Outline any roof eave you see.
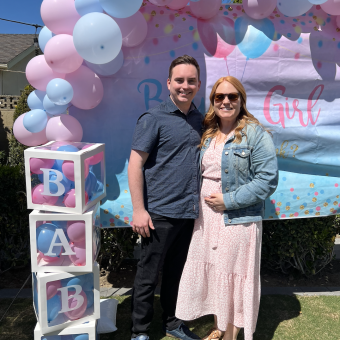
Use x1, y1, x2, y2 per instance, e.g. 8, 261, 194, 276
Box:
7, 45, 35, 70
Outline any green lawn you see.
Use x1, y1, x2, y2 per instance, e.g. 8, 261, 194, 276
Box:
0, 295, 339, 340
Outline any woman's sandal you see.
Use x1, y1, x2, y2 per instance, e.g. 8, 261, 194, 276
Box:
202, 327, 225, 340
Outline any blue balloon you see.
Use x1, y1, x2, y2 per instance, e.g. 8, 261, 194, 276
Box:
94, 180, 103, 195
53, 145, 79, 170
82, 273, 94, 291
277, 0, 312, 17
23, 109, 48, 133
75, 0, 104, 16
52, 220, 68, 230
43, 95, 68, 115
85, 172, 97, 199
36, 223, 61, 256
39, 26, 55, 53
85, 291, 94, 308
28, 90, 46, 110
85, 50, 124, 76
46, 78, 74, 105
235, 16, 275, 60
73, 13, 122, 64
47, 295, 61, 322
73, 334, 89, 340
38, 171, 72, 194
99, 0, 142, 18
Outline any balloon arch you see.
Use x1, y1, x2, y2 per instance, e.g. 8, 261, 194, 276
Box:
15, 0, 340, 222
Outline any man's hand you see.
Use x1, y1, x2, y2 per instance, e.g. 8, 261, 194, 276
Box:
131, 209, 155, 238
204, 193, 226, 212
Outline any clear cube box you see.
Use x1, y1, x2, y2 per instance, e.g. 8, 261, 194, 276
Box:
25, 141, 106, 214
33, 262, 100, 334
34, 320, 98, 340
30, 203, 101, 273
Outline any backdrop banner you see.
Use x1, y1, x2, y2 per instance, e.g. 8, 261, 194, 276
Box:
70, 3, 340, 227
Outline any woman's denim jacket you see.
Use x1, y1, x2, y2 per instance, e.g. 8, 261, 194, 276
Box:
200, 124, 278, 225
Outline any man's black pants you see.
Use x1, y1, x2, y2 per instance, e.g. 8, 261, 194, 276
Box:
131, 212, 195, 337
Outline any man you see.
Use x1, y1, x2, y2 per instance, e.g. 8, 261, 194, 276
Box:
128, 55, 203, 340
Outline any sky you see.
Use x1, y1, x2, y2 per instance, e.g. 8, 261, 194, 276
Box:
0, 0, 44, 34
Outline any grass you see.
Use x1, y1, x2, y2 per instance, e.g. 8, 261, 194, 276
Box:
0, 295, 340, 340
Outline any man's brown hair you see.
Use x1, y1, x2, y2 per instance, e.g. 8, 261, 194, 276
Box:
168, 55, 200, 80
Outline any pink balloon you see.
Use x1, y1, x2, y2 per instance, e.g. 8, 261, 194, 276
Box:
214, 34, 236, 58
149, 0, 173, 5
38, 251, 61, 262
168, 0, 188, 10
13, 114, 48, 147
30, 157, 55, 174
46, 115, 83, 142
65, 65, 104, 110
63, 189, 89, 208
321, 0, 340, 15
46, 280, 61, 300
190, 0, 221, 20
337, 15, 340, 28
26, 55, 65, 91
67, 221, 86, 242
32, 183, 59, 205
64, 290, 87, 320
62, 160, 89, 181
41, 0, 81, 35
114, 11, 148, 47
243, 0, 276, 20
82, 145, 104, 165
44, 34, 83, 74
68, 240, 87, 266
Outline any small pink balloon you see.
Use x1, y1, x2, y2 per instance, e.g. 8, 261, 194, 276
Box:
63, 189, 89, 208
65, 65, 104, 110
30, 157, 55, 174
64, 290, 87, 320
82, 145, 104, 165
321, 0, 340, 16
67, 221, 86, 242
46, 115, 83, 142
13, 114, 48, 147
114, 11, 148, 47
46, 280, 61, 300
149, 0, 173, 5
44, 34, 83, 74
62, 160, 89, 181
26, 55, 65, 91
168, 0, 188, 10
32, 183, 59, 205
38, 251, 61, 262
243, 0, 276, 20
68, 240, 87, 266
41, 0, 81, 35
190, 0, 221, 20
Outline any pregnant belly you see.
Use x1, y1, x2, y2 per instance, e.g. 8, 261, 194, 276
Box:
201, 177, 222, 198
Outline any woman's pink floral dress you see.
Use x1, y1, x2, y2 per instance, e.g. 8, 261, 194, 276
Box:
176, 137, 262, 340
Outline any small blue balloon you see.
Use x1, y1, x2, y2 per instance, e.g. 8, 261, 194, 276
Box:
235, 16, 275, 60
47, 295, 61, 322
75, 0, 104, 16
99, 0, 142, 18
28, 90, 46, 110
46, 78, 74, 105
73, 12, 122, 64
36, 223, 61, 256
43, 95, 68, 115
23, 109, 48, 133
73, 334, 89, 340
85, 172, 97, 199
39, 26, 55, 53
85, 50, 124, 76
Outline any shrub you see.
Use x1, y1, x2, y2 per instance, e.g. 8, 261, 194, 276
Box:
262, 216, 340, 277
98, 228, 139, 272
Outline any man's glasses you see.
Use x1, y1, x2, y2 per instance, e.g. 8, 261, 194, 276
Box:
214, 92, 240, 103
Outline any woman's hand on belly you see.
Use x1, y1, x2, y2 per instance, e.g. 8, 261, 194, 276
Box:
204, 193, 226, 212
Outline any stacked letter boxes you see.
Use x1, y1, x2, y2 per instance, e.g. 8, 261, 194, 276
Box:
24, 141, 106, 339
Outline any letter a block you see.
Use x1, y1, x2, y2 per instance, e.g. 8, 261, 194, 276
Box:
33, 262, 100, 334
25, 141, 106, 214
34, 320, 97, 340
30, 204, 101, 273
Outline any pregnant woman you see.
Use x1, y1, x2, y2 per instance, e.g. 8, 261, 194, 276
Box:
176, 76, 278, 340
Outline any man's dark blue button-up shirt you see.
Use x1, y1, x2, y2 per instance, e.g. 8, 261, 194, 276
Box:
131, 96, 203, 219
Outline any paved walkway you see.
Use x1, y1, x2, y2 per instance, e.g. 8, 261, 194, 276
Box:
1, 285, 340, 299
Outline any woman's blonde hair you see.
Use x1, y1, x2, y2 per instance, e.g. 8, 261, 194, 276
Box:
199, 76, 265, 148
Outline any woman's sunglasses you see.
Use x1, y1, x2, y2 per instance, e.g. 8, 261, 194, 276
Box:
214, 92, 240, 103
